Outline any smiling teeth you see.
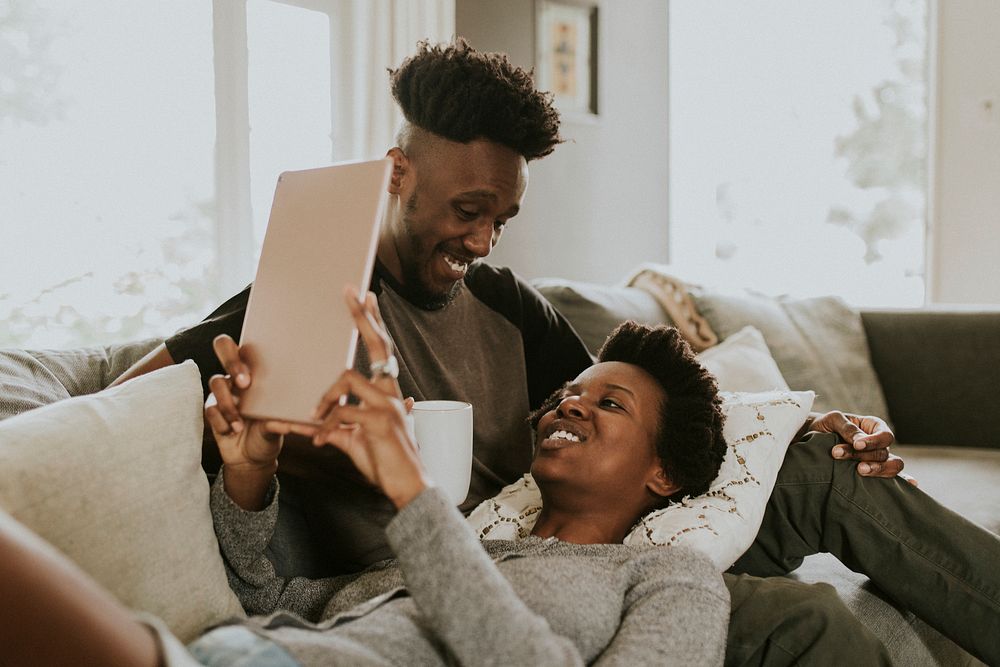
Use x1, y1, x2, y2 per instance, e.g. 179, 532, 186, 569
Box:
443, 254, 469, 274
549, 430, 580, 442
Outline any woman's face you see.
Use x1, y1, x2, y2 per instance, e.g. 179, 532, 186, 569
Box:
531, 361, 675, 508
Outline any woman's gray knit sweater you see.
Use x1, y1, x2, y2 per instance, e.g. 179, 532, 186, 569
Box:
208, 472, 729, 666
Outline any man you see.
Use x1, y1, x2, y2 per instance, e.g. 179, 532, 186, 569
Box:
116, 40, 943, 664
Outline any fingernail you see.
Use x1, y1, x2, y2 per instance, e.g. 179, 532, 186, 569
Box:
854, 439, 867, 450
231, 421, 243, 434
858, 463, 870, 474
237, 374, 249, 388
833, 446, 846, 458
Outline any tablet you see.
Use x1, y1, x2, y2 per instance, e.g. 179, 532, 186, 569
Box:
237, 158, 392, 424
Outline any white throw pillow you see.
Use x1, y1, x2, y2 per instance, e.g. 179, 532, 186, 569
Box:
0, 361, 246, 642
467, 390, 814, 571
697, 325, 790, 393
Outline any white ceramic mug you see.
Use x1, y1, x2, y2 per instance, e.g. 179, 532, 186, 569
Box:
408, 400, 473, 505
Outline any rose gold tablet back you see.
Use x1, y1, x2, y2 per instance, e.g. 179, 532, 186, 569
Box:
238, 158, 392, 424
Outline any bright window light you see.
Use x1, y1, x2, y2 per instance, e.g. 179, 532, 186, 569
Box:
669, 0, 928, 306
0, 1, 216, 348
247, 0, 333, 252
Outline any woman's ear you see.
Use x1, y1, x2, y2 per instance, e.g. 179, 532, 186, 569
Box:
646, 468, 680, 501
386, 147, 409, 195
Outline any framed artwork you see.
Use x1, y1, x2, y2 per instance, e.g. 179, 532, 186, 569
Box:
535, 0, 599, 117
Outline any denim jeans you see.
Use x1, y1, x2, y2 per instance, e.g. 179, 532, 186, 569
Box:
188, 625, 300, 667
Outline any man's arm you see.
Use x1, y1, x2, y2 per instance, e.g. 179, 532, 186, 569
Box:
108, 344, 176, 387
112, 285, 252, 393
508, 270, 594, 408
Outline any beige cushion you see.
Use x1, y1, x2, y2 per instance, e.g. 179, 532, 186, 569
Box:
697, 325, 790, 393
531, 278, 672, 355
0, 361, 245, 643
692, 288, 890, 418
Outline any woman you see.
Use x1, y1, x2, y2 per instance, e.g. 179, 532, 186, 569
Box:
0, 287, 731, 666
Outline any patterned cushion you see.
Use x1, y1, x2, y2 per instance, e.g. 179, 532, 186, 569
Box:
467, 390, 815, 571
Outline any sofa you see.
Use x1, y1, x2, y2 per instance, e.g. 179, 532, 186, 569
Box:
1, 267, 997, 665
534, 267, 1000, 666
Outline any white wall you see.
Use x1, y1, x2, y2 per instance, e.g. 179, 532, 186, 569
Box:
456, 0, 670, 284
458, 1, 1000, 303
930, 0, 1000, 304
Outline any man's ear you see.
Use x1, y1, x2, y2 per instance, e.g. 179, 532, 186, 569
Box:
646, 467, 680, 500
386, 147, 409, 195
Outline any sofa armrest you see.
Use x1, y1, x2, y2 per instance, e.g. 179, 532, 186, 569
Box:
0, 338, 163, 421
860, 309, 1000, 448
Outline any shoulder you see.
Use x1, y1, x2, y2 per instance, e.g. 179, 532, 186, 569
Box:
464, 262, 533, 301
165, 284, 253, 372
463, 262, 553, 329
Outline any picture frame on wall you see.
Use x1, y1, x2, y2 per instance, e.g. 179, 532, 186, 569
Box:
535, 0, 599, 118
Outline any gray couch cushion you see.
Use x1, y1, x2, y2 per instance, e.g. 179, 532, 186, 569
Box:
0, 339, 162, 420
532, 278, 672, 355
692, 290, 890, 418
861, 310, 1000, 447
0, 350, 72, 418
893, 444, 1000, 536
792, 555, 984, 666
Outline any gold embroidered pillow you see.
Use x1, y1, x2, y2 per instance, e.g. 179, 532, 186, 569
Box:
467, 390, 814, 571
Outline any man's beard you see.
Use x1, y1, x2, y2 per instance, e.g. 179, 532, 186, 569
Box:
398, 193, 464, 310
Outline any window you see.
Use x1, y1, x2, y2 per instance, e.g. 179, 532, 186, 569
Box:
0, 1, 217, 348
1, 0, 452, 349
0, 0, 338, 349
246, 0, 334, 248
668, 0, 929, 306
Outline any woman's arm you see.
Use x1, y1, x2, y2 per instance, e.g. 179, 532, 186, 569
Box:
386, 487, 585, 666
0, 509, 160, 667
209, 470, 350, 621
306, 288, 584, 664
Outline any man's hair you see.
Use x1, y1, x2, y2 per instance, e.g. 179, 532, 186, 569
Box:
389, 38, 562, 161
529, 322, 727, 505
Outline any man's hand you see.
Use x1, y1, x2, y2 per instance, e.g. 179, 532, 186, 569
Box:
806, 411, 915, 484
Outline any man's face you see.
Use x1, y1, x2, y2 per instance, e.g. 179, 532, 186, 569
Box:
387, 136, 528, 307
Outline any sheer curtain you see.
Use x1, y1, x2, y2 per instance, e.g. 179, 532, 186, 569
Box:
331, 0, 455, 161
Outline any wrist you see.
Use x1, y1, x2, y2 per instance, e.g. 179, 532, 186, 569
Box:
222, 462, 277, 511
223, 458, 278, 477
386, 474, 430, 511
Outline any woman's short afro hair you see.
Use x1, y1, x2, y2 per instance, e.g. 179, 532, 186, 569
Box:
389, 38, 562, 161
598, 322, 727, 503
